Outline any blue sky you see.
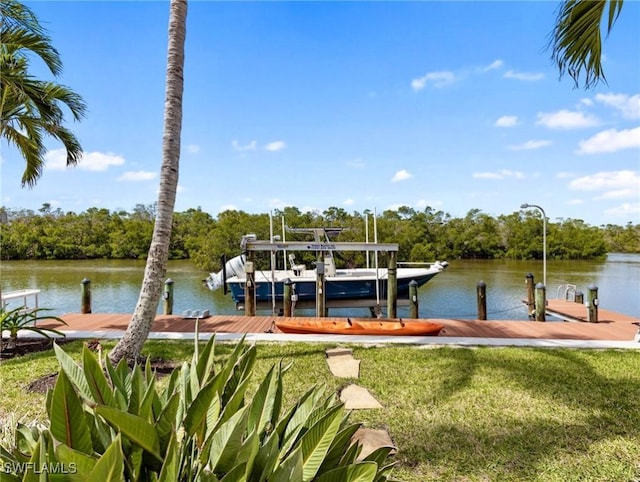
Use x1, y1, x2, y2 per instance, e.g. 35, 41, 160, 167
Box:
2, 1, 639, 227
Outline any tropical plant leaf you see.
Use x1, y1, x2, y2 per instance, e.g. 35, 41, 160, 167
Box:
157, 432, 178, 482
317, 423, 362, 476
207, 406, 249, 474
247, 364, 279, 438
183, 376, 221, 443
55, 443, 97, 479
269, 446, 303, 482
362, 446, 395, 467
194, 335, 217, 387
314, 461, 378, 482
87, 434, 125, 481
156, 392, 180, 454
217, 374, 251, 428
49, 370, 93, 455
95, 406, 162, 461
54, 342, 93, 402
299, 403, 344, 481
219, 462, 247, 482
248, 431, 279, 482
82, 346, 115, 407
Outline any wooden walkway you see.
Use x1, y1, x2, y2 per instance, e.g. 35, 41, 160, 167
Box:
37, 300, 640, 342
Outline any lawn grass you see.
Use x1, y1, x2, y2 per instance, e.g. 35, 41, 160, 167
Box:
1, 340, 639, 481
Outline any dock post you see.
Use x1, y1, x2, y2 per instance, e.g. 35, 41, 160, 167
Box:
163, 278, 174, 315
575, 291, 584, 304
80, 278, 91, 314
587, 284, 599, 323
316, 262, 326, 318
525, 273, 535, 318
534, 282, 546, 321
387, 251, 397, 318
409, 280, 419, 319
284, 278, 293, 317
476, 280, 487, 320
245, 258, 255, 317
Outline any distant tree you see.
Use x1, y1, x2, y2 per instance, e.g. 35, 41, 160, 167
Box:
550, 0, 625, 88
0, 0, 86, 186
109, 0, 188, 364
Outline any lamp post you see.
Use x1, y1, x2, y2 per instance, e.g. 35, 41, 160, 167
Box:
521, 203, 547, 287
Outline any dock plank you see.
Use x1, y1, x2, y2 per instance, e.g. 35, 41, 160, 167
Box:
36, 307, 640, 342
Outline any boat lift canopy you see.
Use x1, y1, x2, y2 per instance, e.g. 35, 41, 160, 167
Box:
243, 241, 399, 252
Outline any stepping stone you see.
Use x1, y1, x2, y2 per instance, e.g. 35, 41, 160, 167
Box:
352, 428, 397, 461
325, 348, 360, 378
340, 384, 382, 409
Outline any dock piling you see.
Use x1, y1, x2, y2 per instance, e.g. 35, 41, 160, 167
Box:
477, 281, 487, 320
163, 278, 174, 315
244, 258, 255, 316
387, 251, 397, 318
535, 283, 546, 321
80, 278, 91, 314
284, 279, 293, 317
587, 284, 599, 323
525, 273, 535, 318
409, 280, 419, 319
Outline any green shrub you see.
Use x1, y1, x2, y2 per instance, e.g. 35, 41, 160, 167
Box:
0, 337, 395, 481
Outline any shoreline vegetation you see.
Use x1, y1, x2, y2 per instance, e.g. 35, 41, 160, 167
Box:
1, 204, 638, 271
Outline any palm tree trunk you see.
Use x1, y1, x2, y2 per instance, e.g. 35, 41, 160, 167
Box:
109, 0, 187, 364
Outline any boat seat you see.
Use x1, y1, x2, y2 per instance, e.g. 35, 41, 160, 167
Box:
288, 254, 306, 275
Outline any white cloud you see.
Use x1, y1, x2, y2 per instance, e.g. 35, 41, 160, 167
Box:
576, 127, 640, 154
595, 189, 638, 200
186, 144, 200, 154
569, 171, 640, 196
45, 149, 125, 171
567, 199, 584, 205
232, 140, 257, 152
594, 93, 640, 119
579, 98, 594, 107
473, 169, 525, 180
483, 59, 504, 72
604, 202, 640, 218
503, 70, 544, 81
536, 110, 600, 129
343, 198, 355, 206
117, 170, 157, 181
268, 197, 287, 209
415, 199, 443, 209
219, 204, 238, 212
391, 169, 413, 182
556, 172, 576, 179
495, 115, 518, 127
264, 141, 287, 152
411, 71, 456, 91
508, 140, 552, 150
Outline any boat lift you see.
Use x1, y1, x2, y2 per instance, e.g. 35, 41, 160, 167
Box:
240, 236, 402, 318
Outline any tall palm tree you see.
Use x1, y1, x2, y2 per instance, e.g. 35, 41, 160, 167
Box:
109, 0, 188, 364
549, 0, 625, 89
0, 0, 87, 187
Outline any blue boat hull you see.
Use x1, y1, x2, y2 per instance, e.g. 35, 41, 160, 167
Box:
228, 272, 438, 303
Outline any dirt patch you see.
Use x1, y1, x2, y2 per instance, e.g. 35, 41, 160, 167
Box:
0, 337, 69, 361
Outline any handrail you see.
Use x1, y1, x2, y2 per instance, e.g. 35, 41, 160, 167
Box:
556, 284, 577, 301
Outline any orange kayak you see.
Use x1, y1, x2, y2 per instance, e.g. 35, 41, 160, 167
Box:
275, 318, 443, 336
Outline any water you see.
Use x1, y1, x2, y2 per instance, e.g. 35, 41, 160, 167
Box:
1, 255, 638, 320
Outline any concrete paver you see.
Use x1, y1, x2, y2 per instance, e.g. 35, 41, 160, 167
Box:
352, 428, 397, 460
340, 384, 383, 409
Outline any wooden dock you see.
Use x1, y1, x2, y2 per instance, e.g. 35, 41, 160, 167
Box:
37, 300, 640, 342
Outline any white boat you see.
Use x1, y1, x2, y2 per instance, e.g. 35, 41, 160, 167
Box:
205, 228, 448, 305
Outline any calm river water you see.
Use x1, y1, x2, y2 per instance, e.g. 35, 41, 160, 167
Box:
1, 254, 639, 320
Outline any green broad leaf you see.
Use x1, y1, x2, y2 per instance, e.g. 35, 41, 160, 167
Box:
194, 335, 217, 387
221, 346, 256, 406
55, 443, 97, 479
248, 431, 279, 482
216, 339, 252, 400
204, 393, 222, 441
207, 406, 249, 474
374, 461, 397, 482
82, 346, 115, 407
340, 441, 361, 466
22, 434, 44, 482
49, 370, 94, 455
127, 364, 144, 415
183, 376, 221, 440
219, 462, 247, 482
280, 386, 324, 456
115, 358, 131, 398
299, 404, 344, 481
54, 343, 93, 402
156, 392, 180, 454
163, 366, 181, 399
138, 376, 157, 422
247, 364, 279, 437
95, 406, 162, 461
314, 462, 378, 482
217, 375, 251, 429
87, 434, 125, 481
15, 423, 38, 457
362, 446, 395, 467
104, 357, 128, 412
317, 423, 362, 476
269, 447, 303, 482
157, 432, 178, 482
